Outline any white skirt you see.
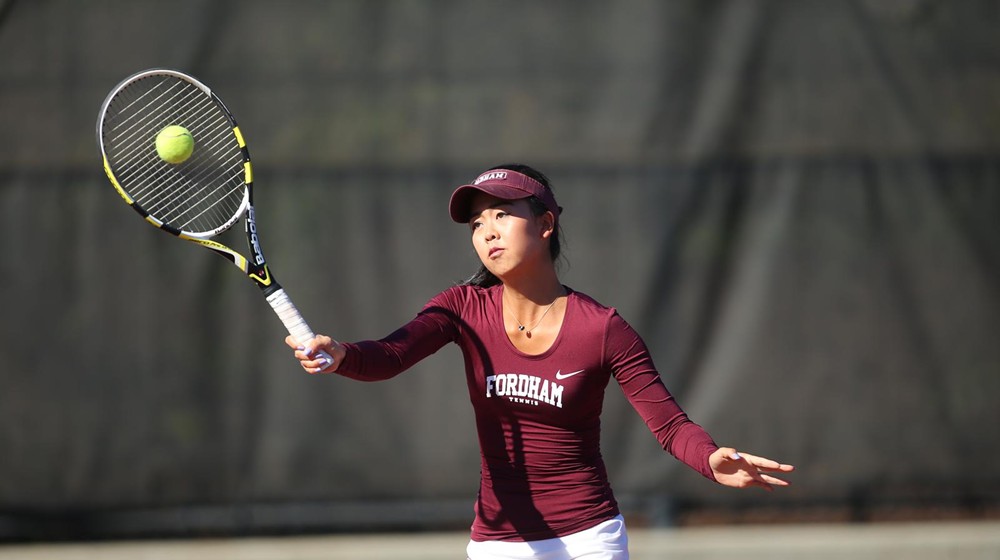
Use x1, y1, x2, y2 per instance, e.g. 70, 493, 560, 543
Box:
466, 515, 628, 560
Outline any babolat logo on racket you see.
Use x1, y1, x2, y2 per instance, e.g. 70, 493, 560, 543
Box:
474, 171, 507, 185
247, 206, 265, 265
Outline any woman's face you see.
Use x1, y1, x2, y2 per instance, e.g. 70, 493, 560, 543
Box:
467, 192, 554, 280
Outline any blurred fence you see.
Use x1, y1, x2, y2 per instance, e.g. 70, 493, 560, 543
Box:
1, 0, 998, 540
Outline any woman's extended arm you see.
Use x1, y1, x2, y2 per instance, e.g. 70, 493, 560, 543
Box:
286, 306, 458, 380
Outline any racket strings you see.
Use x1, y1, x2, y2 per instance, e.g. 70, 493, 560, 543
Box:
142, 108, 244, 228
101, 74, 248, 235
122, 92, 236, 221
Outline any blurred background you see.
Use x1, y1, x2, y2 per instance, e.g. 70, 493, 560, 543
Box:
1, 0, 999, 547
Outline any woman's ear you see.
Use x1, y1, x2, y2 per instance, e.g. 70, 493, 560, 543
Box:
538, 211, 556, 239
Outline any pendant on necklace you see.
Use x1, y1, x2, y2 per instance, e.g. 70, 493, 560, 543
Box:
505, 295, 558, 340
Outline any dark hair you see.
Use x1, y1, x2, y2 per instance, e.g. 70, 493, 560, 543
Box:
463, 163, 564, 287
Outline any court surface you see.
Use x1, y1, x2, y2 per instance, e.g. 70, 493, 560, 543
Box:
1, 521, 998, 560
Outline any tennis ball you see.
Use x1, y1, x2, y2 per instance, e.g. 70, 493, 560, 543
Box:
155, 125, 195, 164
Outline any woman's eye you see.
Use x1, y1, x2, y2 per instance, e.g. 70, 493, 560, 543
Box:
496, 212, 507, 219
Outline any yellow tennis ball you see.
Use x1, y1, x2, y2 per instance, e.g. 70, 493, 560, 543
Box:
155, 125, 195, 164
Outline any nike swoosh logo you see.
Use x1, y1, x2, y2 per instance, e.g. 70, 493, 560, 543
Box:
554, 369, 585, 380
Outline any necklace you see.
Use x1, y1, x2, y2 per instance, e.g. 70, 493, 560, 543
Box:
504, 296, 559, 338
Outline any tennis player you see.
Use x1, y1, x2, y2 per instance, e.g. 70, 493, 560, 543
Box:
288, 164, 794, 560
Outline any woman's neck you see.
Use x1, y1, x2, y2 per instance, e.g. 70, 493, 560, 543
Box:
500, 272, 566, 346
500, 267, 564, 306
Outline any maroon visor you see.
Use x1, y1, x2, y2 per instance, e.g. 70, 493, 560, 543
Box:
449, 169, 562, 223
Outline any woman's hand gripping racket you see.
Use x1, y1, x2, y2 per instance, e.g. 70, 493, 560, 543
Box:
97, 68, 332, 367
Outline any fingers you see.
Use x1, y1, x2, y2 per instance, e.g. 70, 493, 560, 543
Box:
285, 334, 328, 356
760, 473, 792, 487
713, 447, 794, 491
735, 453, 775, 491
738, 452, 796, 473
300, 351, 334, 373
286, 334, 339, 374
716, 446, 741, 462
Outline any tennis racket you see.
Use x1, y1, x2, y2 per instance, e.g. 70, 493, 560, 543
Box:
97, 68, 331, 363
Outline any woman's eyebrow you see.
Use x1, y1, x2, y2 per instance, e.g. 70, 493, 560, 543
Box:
469, 201, 515, 222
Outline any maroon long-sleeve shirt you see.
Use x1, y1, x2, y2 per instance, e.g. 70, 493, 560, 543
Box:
337, 284, 719, 542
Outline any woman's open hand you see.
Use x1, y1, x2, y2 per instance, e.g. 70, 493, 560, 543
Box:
709, 447, 795, 491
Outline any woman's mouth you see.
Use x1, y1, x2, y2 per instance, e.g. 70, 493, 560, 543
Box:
489, 247, 504, 258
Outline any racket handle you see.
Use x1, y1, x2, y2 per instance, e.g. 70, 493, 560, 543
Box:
265, 288, 334, 365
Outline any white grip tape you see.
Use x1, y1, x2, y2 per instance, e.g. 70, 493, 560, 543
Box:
266, 288, 316, 342
266, 288, 333, 364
